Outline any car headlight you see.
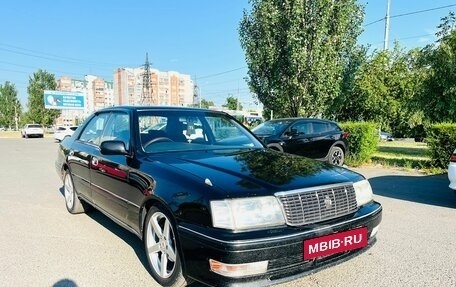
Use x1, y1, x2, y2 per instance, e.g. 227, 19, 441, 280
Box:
353, 179, 374, 206
210, 196, 285, 230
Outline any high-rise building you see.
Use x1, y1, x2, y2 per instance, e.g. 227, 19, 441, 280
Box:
54, 75, 113, 126
113, 67, 194, 107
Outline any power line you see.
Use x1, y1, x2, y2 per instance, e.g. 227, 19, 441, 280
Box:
390, 4, 456, 19
364, 3, 456, 27
0, 42, 124, 67
367, 33, 435, 48
197, 66, 247, 80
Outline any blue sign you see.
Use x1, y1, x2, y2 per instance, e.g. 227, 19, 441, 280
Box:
44, 90, 85, 110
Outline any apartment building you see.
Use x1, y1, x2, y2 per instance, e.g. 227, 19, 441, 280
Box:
113, 67, 194, 107
53, 67, 193, 126
54, 75, 114, 126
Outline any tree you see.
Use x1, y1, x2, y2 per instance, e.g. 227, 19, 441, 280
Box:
25, 70, 60, 126
418, 12, 456, 123
336, 44, 425, 136
0, 81, 22, 130
239, 0, 364, 117
200, 99, 214, 109
189, 98, 214, 109
223, 95, 243, 111
328, 44, 368, 120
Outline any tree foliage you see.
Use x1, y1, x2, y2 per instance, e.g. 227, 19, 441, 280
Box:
333, 43, 426, 137
25, 69, 60, 126
418, 12, 456, 123
0, 81, 22, 129
200, 99, 214, 109
191, 98, 215, 109
239, 0, 364, 117
223, 95, 243, 111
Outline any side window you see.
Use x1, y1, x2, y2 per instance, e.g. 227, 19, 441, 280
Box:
78, 113, 110, 146
312, 122, 328, 134
101, 112, 131, 150
328, 123, 339, 132
207, 116, 244, 141
291, 122, 311, 135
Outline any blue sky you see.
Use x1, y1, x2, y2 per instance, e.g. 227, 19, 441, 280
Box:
0, 0, 455, 109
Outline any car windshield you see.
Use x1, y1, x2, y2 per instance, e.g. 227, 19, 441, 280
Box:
138, 110, 263, 153
29, 124, 43, 128
252, 119, 293, 135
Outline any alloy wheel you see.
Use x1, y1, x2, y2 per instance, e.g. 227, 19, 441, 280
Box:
146, 211, 178, 279
64, 173, 74, 209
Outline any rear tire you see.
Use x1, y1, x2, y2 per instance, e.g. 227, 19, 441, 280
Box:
144, 206, 187, 287
63, 170, 86, 214
328, 146, 344, 166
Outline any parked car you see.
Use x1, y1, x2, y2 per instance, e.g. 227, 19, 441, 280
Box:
252, 118, 348, 166
55, 106, 382, 287
21, 124, 44, 138
380, 131, 394, 141
54, 126, 78, 142
448, 148, 456, 193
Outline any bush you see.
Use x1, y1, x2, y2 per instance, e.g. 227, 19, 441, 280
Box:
340, 122, 378, 166
426, 123, 456, 168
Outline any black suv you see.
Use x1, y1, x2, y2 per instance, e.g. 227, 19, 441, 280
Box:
252, 118, 348, 166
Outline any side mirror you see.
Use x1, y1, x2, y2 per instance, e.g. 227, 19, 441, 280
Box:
285, 128, 299, 137
100, 140, 129, 156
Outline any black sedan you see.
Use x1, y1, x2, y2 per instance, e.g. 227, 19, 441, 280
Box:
252, 118, 349, 166
55, 106, 382, 287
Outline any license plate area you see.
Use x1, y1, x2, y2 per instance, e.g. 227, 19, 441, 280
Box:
303, 227, 368, 260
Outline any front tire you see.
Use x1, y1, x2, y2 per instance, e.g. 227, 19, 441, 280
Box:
144, 206, 187, 287
63, 170, 86, 214
328, 146, 345, 166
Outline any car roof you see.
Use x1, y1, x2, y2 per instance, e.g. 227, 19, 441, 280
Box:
95, 106, 226, 114
267, 117, 338, 124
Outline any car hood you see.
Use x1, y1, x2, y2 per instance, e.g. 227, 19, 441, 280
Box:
153, 148, 364, 198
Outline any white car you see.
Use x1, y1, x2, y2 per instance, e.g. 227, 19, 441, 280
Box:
54, 126, 78, 142
21, 124, 44, 138
448, 148, 456, 191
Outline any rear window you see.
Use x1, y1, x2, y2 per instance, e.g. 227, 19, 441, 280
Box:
29, 124, 43, 128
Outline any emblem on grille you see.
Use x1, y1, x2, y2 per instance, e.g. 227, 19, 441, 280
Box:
324, 195, 333, 209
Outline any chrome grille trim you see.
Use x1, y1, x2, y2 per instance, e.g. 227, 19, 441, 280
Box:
275, 183, 358, 226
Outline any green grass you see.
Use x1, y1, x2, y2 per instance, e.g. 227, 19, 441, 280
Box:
371, 140, 433, 171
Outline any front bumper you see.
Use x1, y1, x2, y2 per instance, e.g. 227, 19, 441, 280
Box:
178, 201, 382, 287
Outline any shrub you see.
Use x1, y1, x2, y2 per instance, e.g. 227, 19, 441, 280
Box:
340, 122, 378, 166
426, 123, 456, 168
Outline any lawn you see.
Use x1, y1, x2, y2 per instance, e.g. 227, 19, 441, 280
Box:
371, 140, 431, 170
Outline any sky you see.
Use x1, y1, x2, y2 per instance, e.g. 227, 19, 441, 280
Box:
1, 0, 455, 110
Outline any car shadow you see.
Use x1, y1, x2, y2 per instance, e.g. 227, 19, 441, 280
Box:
369, 174, 456, 208
58, 187, 150, 273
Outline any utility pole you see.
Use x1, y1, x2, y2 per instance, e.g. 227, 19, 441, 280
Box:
383, 0, 391, 50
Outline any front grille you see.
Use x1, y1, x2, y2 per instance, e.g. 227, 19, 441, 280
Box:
275, 183, 358, 226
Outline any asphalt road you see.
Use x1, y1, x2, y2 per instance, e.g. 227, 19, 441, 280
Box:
0, 138, 455, 287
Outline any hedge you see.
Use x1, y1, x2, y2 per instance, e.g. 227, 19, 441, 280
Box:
340, 122, 378, 166
426, 123, 456, 168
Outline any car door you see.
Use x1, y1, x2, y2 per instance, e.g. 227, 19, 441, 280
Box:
283, 120, 314, 157
309, 121, 337, 159
90, 111, 134, 225
68, 112, 110, 200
